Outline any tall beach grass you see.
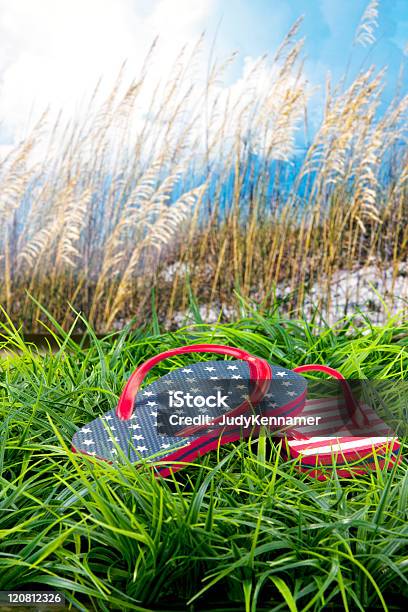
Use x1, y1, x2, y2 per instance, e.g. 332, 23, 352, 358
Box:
0, 17, 407, 334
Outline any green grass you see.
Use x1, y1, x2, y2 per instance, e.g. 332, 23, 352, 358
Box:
0, 306, 408, 611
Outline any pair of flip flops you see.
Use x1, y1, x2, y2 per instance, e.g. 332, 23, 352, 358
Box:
72, 344, 401, 478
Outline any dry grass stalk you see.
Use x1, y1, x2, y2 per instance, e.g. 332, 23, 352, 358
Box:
0, 24, 406, 332
355, 0, 379, 47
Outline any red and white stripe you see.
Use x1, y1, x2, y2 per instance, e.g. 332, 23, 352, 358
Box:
286, 398, 400, 472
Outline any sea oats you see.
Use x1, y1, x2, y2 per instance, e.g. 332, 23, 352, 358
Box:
1, 25, 407, 331
355, 0, 379, 47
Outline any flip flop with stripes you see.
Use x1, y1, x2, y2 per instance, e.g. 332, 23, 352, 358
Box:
72, 344, 308, 476
72, 346, 401, 478
284, 365, 401, 479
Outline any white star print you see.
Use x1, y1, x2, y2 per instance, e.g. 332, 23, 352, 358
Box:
132, 435, 144, 440
210, 376, 219, 380
161, 443, 171, 449
83, 439, 94, 445
231, 375, 242, 379
150, 411, 158, 417
129, 424, 141, 429
227, 365, 238, 370
276, 371, 287, 377
82, 427, 92, 434
136, 446, 147, 452
182, 368, 193, 373
143, 390, 154, 397
111, 448, 118, 454
288, 391, 296, 397
204, 366, 216, 372
147, 401, 157, 406
103, 415, 113, 421
283, 381, 292, 387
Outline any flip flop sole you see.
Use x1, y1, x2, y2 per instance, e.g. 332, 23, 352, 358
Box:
72, 360, 307, 466
285, 398, 401, 478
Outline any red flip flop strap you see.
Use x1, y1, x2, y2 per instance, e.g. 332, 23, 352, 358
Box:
292, 364, 368, 429
116, 344, 272, 421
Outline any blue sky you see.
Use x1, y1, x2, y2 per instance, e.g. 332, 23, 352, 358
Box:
0, 0, 406, 149
210, 0, 407, 107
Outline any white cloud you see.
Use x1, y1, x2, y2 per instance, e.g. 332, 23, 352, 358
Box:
0, 0, 216, 143
0, 0, 309, 166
